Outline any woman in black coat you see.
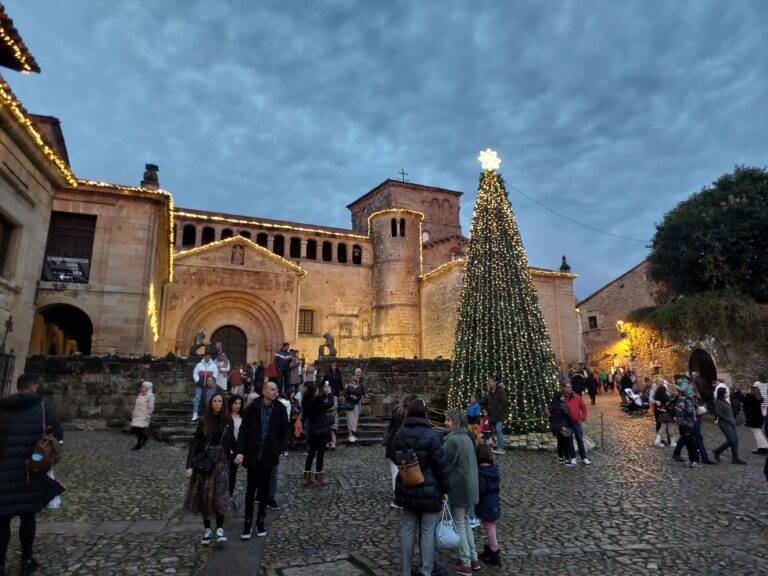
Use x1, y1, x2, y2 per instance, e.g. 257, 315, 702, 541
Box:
393, 398, 449, 576
385, 393, 418, 503
547, 390, 575, 465
743, 386, 768, 454
301, 382, 334, 486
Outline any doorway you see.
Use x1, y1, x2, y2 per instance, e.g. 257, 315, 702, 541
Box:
688, 348, 717, 384
210, 325, 247, 366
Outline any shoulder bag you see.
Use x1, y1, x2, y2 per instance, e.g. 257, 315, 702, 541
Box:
193, 424, 228, 473
26, 402, 62, 475
396, 428, 428, 487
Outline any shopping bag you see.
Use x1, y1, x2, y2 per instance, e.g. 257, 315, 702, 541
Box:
435, 501, 460, 549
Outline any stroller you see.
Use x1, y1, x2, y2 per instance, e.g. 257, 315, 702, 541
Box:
621, 388, 649, 415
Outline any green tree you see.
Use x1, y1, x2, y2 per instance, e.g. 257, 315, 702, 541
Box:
448, 159, 559, 434
650, 166, 768, 302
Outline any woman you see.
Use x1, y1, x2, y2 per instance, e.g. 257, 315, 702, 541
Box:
343, 370, 365, 443
713, 387, 747, 465
547, 390, 575, 466
674, 379, 700, 468
322, 361, 343, 397
130, 381, 155, 451
586, 371, 599, 405
444, 410, 480, 575
651, 378, 672, 447
228, 395, 244, 510
301, 381, 334, 486
393, 398, 449, 576
184, 392, 234, 544
385, 393, 418, 507
743, 386, 768, 454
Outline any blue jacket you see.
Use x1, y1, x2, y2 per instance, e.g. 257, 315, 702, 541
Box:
474, 463, 500, 522
466, 401, 481, 424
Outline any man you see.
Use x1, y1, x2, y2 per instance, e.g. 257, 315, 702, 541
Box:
235, 381, 289, 539
213, 342, 230, 392
192, 354, 218, 421
570, 369, 586, 396
563, 381, 591, 465
673, 375, 715, 465
289, 350, 302, 394
0, 374, 64, 576
486, 377, 508, 455
274, 343, 292, 397
253, 361, 265, 390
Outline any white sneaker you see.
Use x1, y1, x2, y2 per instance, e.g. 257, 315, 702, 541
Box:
564, 460, 576, 467
201, 528, 212, 544
492, 448, 506, 455
570, 458, 577, 465
348, 436, 356, 443
582, 458, 592, 465
191, 413, 198, 422
215, 527, 226, 542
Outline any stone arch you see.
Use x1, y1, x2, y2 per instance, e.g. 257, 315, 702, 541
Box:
430, 198, 441, 222
689, 347, 717, 385
30, 303, 94, 356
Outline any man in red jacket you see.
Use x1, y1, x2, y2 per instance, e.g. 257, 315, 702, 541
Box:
563, 382, 591, 465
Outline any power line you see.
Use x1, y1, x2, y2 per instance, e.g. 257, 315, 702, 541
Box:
505, 182, 650, 243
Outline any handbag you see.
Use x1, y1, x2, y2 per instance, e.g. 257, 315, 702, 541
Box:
193, 426, 227, 473
560, 425, 573, 438
396, 429, 428, 487
26, 403, 62, 475
435, 501, 460, 549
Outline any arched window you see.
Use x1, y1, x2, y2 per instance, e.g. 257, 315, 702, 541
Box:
322, 241, 333, 262
306, 239, 317, 260
442, 199, 452, 223
181, 224, 196, 247
289, 237, 301, 258
239, 230, 251, 239
337, 243, 347, 263
221, 228, 234, 240
399, 218, 406, 237
256, 232, 268, 247
391, 218, 398, 237
273, 234, 285, 256
352, 245, 362, 265
430, 198, 441, 222
201, 226, 215, 245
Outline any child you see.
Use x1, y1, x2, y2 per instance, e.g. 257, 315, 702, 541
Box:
466, 394, 482, 442
480, 408, 492, 444
475, 444, 502, 566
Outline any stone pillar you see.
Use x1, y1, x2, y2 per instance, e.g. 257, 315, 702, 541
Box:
194, 226, 200, 247
300, 239, 307, 259
267, 235, 274, 252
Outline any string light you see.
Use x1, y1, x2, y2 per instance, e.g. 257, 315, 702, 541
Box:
147, 283, 159, 342
419, 259, 577, 282
0, 11, 38, 74
366, 208, 424, 274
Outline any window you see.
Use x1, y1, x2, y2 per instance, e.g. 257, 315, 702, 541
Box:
181, 224, 196, 247
239, 230, 251, 239
0, 213, 14, 278
337, 243, 347, 263
422, 230, 430, 244
299, 309, 314, 335
42, 211, 97, 283
399, 218, 406, 237
273, 234, 285, 256
588, 316, 598, 330
306, 239, 317, 260
391, 218, 398, 237
256, 232, 268, 247
352, 244, 362, 265
289, 237, 301, 258
221, 228, 234, 240
322, 241, 332, 262
201, 226, 215, 245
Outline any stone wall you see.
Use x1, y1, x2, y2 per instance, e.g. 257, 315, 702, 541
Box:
24, 355, 193, 425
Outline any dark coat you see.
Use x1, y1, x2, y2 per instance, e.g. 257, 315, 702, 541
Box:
547, 392, 571, 433
322, 369, 343, 397
385, 405, 407, 462
393, 417, 449, 513
186, 416, 235, 469
742, 394, 765, 429
586, 374, 599, 396
570, 373, 586, 395
235, 398, 290, 469
0, 392, 64, 517
302, 392, 334, 438
486, 387, 508, 424
474, 463, 501, 522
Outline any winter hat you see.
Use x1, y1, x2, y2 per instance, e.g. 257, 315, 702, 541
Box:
675, 377, 693, 397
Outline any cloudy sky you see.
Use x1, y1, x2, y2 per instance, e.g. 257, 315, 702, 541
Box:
7, 1, 767, 298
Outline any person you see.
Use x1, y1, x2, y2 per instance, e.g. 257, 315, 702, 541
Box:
393, 398, 449, 576
599, 368, 608, 392
474, 444, 501, 567
479, 408, 491, 443
274, 343, 292, 397
570, 369, 586, 396
287, 390, 303, 451
385, 393, 418, 507
619, 370, 633, 403
234, 381, 289, 540
547, 387, 575, 466
229, 364, 244, 396
651, 377, 673, 447
755, 374, 768, 438
692, 371, 714, 412
586, 371, 599, 405
203, 376, 226, 412
0, 374, 64, 576
192, 353, 218, 421
443, 410, 480, 575
305, 362, 317, 385
563, 381, 591, 464
184, 391, 234, 544
213, 342, 230, 392
328, 391, 339, 450
289, 350, 302, 394
130, 381, 155, 451
486, 377, 508, 455
673, 378, 699, 468
253, 361, 265, 391
301, 381, 334, 486
466, 393, 482, 441
743, 386, 768, 454
228, 395, 244, 510
322, 362, 343, 398
712, 387, 747, 465
344, 368, 365, 443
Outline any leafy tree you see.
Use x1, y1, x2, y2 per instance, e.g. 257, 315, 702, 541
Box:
649, 166, 768, 302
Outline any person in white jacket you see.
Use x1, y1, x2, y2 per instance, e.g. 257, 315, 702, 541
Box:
192, 354, 219, 421
214, 343, 230, 392
131, 382, 155, 451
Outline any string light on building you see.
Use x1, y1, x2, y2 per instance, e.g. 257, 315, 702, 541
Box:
147, 283, 159, 343
366, 208, 425, 275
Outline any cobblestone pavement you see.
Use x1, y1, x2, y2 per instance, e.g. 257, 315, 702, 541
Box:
4, 394, 767, 575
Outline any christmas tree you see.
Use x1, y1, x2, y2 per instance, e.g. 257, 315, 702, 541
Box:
448, 149, 560, 433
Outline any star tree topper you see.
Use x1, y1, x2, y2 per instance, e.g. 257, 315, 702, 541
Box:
477, 148, 501, 171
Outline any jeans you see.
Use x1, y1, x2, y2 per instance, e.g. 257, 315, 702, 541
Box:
494, 421, 504, 450
677, 425, 699, 463
192, 386, 204, 415
571, 421, 588, 460
244, 464, 274, 523
0, 513, 36, 568
305, 432, 327, 473
451, 505, 478, 566
693, 420, 710, 462
269, 464, 278, 500
400, 509, 439, 576
714, 422, 741, 461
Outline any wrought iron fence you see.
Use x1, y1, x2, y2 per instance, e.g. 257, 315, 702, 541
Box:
0, 351, 14, 398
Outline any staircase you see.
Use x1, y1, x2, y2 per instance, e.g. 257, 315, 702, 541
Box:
335, 413, 388, 446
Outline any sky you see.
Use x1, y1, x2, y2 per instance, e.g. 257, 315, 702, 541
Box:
6, 1, 767, 299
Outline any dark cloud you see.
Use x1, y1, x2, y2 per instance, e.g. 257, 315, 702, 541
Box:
7, 0, 767, 297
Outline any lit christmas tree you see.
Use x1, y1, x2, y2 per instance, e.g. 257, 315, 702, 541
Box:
448, 149, 560, 433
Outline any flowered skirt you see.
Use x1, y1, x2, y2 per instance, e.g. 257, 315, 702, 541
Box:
183, 446, 232, 517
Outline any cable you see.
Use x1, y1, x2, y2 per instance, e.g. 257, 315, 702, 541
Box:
506, 182, 649, 243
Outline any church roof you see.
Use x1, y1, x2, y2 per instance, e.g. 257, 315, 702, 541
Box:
346, 179, 463, 210
0, 6, 40, 73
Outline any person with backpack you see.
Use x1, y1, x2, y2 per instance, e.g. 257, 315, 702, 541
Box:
475, 444, 502, 567
385, 393, 418, 508
0, 374, 64, 576
673, 378, 700, 468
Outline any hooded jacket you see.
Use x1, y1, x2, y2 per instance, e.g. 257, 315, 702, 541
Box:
548, 392, 571, 433
475, 463, 501, 522
393, 416, 449, 513
0, 392, 64, 516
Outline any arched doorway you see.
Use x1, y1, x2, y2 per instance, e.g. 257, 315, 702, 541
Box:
29, 304, 93, 356
210, 325, 247, 367
689, 348, 717, 384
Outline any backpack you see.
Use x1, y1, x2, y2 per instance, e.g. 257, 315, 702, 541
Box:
25, 403, 62, 475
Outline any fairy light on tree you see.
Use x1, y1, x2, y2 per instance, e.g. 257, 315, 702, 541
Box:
448, 149, 560, 433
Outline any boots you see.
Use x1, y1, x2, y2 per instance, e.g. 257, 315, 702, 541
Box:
314, 471, 327, 486
302, 471, 313, 486
479, 544, 502, 566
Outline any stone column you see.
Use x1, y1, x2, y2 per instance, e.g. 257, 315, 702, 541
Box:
300, 239, 307, 259
267, 235, 274, 252
194, 226, 200, 247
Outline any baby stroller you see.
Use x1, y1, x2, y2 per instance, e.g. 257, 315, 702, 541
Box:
622, 388, 649, 415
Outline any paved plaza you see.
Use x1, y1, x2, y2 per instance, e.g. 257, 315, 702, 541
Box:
5, 395, 767, 575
